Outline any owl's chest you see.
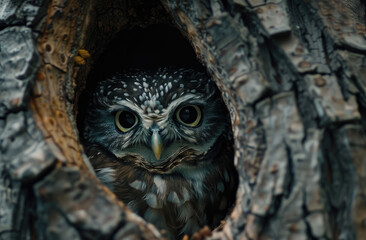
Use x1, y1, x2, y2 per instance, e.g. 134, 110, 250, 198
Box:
87, 142, 236, 238
112, 164, 228, 237
122, 169, 209, 217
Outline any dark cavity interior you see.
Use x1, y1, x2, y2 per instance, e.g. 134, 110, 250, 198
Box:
88, 24, 205, 86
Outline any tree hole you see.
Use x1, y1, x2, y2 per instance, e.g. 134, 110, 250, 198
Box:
78, 23, 238, 239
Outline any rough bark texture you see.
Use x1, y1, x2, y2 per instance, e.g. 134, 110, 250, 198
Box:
0, 0, 366, 240
160, 1, 366, 239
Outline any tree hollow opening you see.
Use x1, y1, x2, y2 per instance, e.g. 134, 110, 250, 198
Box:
77, 23, 238, 239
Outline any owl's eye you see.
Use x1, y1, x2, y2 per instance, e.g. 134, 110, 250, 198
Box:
115, 110, 138, 132
176, 105, 202, 127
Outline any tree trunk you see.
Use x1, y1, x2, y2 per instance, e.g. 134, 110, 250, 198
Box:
0, 0, 365, 240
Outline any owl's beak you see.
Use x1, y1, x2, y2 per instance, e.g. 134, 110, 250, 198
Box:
151, 129, 163, 160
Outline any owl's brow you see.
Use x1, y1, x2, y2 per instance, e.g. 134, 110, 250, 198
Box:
109, 94, 205, 115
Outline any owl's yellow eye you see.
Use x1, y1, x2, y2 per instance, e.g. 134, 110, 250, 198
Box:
115, 110, 138, 132
176, 105, 202, 127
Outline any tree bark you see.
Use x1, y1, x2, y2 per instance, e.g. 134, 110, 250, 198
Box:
0, 0, 365, 240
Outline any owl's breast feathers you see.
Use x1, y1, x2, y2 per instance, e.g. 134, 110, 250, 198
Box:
86, 133, 237, 239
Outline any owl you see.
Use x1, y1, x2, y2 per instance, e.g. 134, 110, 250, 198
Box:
81, 68, 238, 239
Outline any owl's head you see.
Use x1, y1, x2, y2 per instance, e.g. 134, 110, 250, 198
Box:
82, 68, 230, 173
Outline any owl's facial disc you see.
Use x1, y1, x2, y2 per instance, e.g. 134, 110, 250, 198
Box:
84, 68, 229, 171
112, 101, 220, 167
